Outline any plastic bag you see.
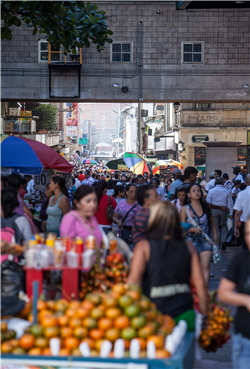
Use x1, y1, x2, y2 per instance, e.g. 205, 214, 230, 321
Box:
226, 218, 233, 231
1, 260, 25, 297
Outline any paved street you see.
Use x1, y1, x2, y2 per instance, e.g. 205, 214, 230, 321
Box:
194, 246, 240, 369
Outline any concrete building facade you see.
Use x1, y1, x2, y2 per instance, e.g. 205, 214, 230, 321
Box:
1, 1, 250, 102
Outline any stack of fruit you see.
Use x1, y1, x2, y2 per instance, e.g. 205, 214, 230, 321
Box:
1, 323, 19, 354
79, 253, 129, 299
199, 303, 232, 352
2, 284, 175, 358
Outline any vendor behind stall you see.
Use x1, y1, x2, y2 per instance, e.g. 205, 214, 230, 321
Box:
60, 185, 103, 248
127, 201, 208, 331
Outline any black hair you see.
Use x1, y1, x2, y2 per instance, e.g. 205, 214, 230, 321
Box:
92, 173, 96, 179
95, 179, 108, 204
107, 179, 114, 190
73, 185, 96, 210
184, 166, 198, 180
154, 174, 160, 179
21, 177, 27, 186
1, 187, 19, 218
115, 174, 119, 180
137, 174, 143, 179
180, 175, 185, 182
151, 178, 160, 187
234, 180, 241, 186
7, 173, 22, 190
74, 173, 79, 179
175, 185, 187, 199
126, 183, 137, 192
137, 184, 153, 206
72, 177, 75, 185
215, 170, 222, 177
85, 170, 90, 175
113, 185, 125, 198
52, 176, 69, 197
131, 178, 138, 184
186, 183, 212, 231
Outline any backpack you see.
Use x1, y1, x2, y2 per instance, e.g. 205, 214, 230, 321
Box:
106, 196, 114, 222
1, 214, 22, 264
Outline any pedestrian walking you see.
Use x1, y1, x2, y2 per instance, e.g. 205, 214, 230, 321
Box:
218, 216, 250, 369
223, 173, 233, 191
170, 168, 183, 200
206, 177, 233, 250
234, 174, 250, 249
232, 165, 244, 184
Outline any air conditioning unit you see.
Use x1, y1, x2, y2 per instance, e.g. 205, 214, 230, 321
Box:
141, 109, 148, 117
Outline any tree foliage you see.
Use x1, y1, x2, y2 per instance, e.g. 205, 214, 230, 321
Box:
1, 1, 113, 53
33, 104, 58, 132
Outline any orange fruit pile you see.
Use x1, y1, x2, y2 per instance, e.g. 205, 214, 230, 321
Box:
2, 284, 174, 358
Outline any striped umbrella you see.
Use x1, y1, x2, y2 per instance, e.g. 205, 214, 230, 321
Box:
123, 152, 152, 175
82, 158, 98, 165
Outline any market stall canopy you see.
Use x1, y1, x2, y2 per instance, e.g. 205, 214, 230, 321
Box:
1, 136, 73, 175
123, 152, 152, 175
106, 158, 129, 170
82, 158, 98, 165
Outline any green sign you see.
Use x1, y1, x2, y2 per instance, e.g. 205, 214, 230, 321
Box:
79, 138, 88, 145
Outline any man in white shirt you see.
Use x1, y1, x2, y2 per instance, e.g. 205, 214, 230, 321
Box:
74, 174, 81, 189
223, 173, 233, 191
205, 169, 222, 192
234, 174, 250, 249
232, 166, 244, 184
207, 177, 233, 250
26, 177, 34, 194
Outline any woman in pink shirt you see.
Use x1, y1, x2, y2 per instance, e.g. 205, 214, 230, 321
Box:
60, 185, 103, 248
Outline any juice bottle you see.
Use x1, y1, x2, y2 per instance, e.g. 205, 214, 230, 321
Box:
75, 237, 84, 266
109, 239, 117, 252
86, 235, 96, 250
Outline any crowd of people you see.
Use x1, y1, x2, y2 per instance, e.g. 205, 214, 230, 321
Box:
1, 164, 250, 368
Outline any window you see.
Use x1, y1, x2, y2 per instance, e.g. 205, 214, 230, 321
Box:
182, 42, 204, 64
38, 40, 49, 62
194, 147, 206, 166
195, 103, 211, 110
111, 42, 133, 63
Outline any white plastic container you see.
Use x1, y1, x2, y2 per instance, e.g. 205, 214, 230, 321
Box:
82, 249, 94, 268
66, 251, 79, 268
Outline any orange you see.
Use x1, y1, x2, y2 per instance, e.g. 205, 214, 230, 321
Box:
71, 348, 82, 356
81, 300, 94, 310
19, 334, 35, 350
118, 295, 133, 308
68, 301, 81, 311
126, 290, 141, 301
66, 309, 76, 318
135, 338, 146, 351
162, 315, 175, 328
97, 304, 106, 312
28, 347, 42, 355
91, 349, 99, 357
28, 313, 34, 323
105, 328, 120, 342
124, 305, 140, 318
80, 337, 94, 350
8, 339, 19, 348
147, 321, 161, 334
35, 337, 48, 349
42, 347, 52, 355
139, 298, 151, 312
90, 308, 105, 320
37, 300, 47, 311
60, 327, 73, 339
89, 329, 104, 341
156, 349, 171, 358
131, 316, 146, 329
147, 335, 164, 349
43, 327, 60, 339
103, 296, 118, 308
144, 309, 157, 321
95, 339, 106, 352
18, 301, 32, 319
75, 307, 89, 319
64, 337, 79, 350
114, 316, 130, 329
58, 315, 69, 327
69, 318, 82, 328
55, 299, 69, 312
112, 283, 127, 295
121, 327, 136, 341
38, 310, 52, 323
138, 326, 154, 340
1, 342, 13, 353
82, 317, 97, 330
105, 308, 122, 320
59, 348, 70, 356
86, 293, 102, 306
98, 318, 113, 331
41, 315, 58, 328
73, 327, 88, 340
46, 301, 56, 311
12, 347, 26, 355
1, 322, 8, 332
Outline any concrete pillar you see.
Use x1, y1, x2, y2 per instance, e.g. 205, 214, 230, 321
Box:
203, 141, 242, 181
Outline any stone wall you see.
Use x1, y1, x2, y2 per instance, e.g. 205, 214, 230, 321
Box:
1, 2, 250, 101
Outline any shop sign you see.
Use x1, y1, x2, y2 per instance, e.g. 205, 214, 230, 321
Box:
79, 138, 88, 145
118, 164, 128, 170
66, 126, 77, 137
237, 161, 246, 166
192, 135, 209, 143
34, 172, 49, 190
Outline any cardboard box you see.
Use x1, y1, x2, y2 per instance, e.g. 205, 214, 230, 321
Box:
9, 108, 18, 116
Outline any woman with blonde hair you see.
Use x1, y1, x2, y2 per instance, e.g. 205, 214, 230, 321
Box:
127, 201, 208, 331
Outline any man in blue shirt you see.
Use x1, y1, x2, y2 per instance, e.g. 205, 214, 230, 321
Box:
170, 168, 183, 200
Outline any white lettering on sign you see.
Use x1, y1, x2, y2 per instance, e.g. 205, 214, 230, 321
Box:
150, 284, 190, 298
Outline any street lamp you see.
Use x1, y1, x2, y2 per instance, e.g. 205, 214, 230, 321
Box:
173, 102, 180, 127
178, 140, 184, 151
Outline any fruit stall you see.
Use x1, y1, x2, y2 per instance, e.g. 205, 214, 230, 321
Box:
1, 235, 232, 369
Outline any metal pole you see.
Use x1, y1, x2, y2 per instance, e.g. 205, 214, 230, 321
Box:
118, 115, 120, 158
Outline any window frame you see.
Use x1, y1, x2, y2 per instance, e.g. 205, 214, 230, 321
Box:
110, 41, 133, 64
195, 103, 211, 110
181, 41, 204, 65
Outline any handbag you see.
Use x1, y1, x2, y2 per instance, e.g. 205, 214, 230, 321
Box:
106, 196, 114, 222
185, 205, 222, 264
120, 203, 138, 244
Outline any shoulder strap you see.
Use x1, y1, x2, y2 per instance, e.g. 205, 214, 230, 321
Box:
107, 196, 111, 207
49, 195, 54, 206
57, 194, 63, 204
1, 214, 22, 244
70, 211, 94, 233
121, 203, 138, 224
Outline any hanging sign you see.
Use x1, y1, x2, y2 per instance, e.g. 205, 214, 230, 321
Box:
34, 172, 49, 190
192, 135, 209, 143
